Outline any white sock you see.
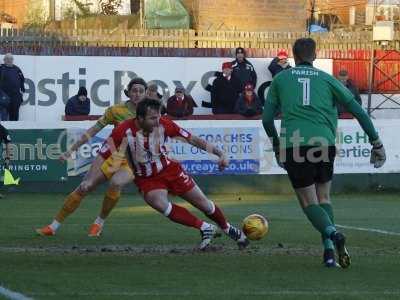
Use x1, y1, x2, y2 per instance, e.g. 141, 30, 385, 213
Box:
94, 216, 105, 226
200, 222, 211, 231
206, 201, 215, 215
163, 202, 173, 217
49, 220, 61, 231
223, 223, 231, 234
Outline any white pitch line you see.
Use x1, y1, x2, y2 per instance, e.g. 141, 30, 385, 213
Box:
0, 286, 33, 300
28, 290, 400, 297
337, 224, 400, 236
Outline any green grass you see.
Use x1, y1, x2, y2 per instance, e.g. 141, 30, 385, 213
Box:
0, 192, 399, 300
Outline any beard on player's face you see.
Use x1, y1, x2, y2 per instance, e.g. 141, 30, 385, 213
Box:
138, 109, 161, 133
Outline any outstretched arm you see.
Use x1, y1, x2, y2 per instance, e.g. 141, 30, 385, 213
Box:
331, 78, 385, 168
61, 107, 115, 161
343, 101, 378, 142
185, 135, 228, 171
60, 125, 102, 161
262, 79, 285, 168
262, 101, 280, 148
4, 140, 11, 168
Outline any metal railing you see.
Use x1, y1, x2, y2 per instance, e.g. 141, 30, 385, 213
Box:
1, 28, 399, 50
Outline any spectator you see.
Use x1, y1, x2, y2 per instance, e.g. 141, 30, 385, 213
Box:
208, 62, 241, 114
268, 50, 291, 78
146, 83, 168, 115
65, 87, 90, 116
336, 69, 362, 114
0, 53, 25, 121
231, 47, 257, 89
235, 83, 263, 117
166, 87, 197, 118
146, 83, 163, 101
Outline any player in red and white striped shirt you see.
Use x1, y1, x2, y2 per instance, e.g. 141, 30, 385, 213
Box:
100, 98, 249, 250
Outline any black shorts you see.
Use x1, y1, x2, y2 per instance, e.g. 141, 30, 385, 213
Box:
283, 146, 336, 189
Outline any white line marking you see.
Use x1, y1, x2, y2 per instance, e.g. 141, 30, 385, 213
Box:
28, 290, 400, 297
0, 286, 33, 300
337, 224, 400, 236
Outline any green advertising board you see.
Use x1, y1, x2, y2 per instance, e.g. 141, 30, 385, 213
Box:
1, 129, 67, 182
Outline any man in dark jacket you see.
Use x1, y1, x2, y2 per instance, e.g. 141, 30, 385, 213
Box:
336, 70, 362, 115
208, 62, 241, 114
0, 53, 25, 121
231, 47, 257, 90
268, 50, 291, 78
65, 87, 90, 116
166, 87, 197, 118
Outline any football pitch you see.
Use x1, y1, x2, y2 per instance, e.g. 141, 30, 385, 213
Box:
0, 192, 399, 300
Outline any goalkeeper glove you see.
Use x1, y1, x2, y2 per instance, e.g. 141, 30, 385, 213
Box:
370, 138, 386, 168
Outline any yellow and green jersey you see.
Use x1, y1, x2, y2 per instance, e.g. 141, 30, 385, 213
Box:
95, 101, 136, 129
263, 62, 378, 148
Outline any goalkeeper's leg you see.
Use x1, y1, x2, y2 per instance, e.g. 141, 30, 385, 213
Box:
316, 181, 338, 267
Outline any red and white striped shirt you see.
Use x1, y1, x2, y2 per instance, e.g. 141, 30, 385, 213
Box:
100, 117, 191, 178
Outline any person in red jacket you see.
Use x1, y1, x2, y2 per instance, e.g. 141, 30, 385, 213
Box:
166, 87, 197, 118
235, 83, 263, 117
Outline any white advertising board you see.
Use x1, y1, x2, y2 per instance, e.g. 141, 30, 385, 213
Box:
12, 55, 332, 121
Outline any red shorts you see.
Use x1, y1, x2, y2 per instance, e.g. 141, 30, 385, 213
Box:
134, 162, 195, 196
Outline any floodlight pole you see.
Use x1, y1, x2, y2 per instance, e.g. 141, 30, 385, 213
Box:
367, 42, 375, 116
140, 0, 144, 29
308, 0, 316, 35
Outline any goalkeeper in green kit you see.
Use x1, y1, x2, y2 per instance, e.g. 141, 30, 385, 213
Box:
262, 38, 386, 268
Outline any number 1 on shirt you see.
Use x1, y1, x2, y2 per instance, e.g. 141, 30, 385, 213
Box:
298, 78, 310, 105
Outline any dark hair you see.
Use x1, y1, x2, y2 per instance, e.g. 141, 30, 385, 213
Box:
236, 47, 245, 55
147, 83, 158, 92
77, 86, 87, 97
136, 98, 162, 118
127, 77, 147, 92
292, 38, 316, 63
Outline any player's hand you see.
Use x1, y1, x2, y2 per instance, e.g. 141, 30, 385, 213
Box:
59, 150, 72, 162
4, 157, 10, 169
273, 145, 285, 169
217, 154, 229, 171
370, 139, 386, 168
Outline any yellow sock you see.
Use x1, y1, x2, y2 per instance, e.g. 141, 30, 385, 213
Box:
99, 188, 121, 219
55, 190, 85, 222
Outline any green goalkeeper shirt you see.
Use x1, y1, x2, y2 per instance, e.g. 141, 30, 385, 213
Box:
262, 62, 379, 149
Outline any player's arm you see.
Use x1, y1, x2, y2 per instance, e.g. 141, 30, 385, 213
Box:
98, 122, 127, 161
0, 124, 11, 168
186, 135, 228, 171
164, 118, 228, 171
60, 125, 102, 161
262, 79, 284, 168
4, 137, 11, 168
60, 107, 113, 161
331, 78, 386, 168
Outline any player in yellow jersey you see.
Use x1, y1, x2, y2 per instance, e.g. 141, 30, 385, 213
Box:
36, 77, 147, 237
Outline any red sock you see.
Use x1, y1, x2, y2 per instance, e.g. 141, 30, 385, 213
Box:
207, 205, 228, 230
168, 204, 203, 229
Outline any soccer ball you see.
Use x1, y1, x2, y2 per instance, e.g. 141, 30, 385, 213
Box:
242, 214, 269, 240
